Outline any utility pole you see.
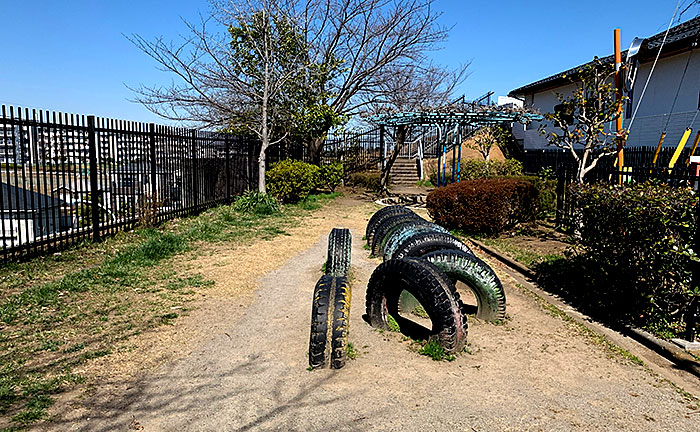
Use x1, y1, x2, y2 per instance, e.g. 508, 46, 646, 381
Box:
615, 28, 625, 184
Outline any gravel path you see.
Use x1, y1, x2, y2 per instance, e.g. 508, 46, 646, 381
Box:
49, 197, 699, 431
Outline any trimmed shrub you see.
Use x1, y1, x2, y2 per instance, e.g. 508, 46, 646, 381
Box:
347, 171, 382, 192
318, 162, 344, 192
503, 175, 556, 219
266, 159, 320, 203
561, 182, 698, 337
428, 158, 523, 185
233, 190, 281, 215
426, 178, 539, 235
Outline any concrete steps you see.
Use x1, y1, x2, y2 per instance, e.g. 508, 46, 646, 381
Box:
390, 158, 419, 185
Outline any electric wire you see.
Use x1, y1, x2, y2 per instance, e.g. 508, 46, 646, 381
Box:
627, 0, 682, 133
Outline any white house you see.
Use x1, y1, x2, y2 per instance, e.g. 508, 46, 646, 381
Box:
509, 16, 700, 150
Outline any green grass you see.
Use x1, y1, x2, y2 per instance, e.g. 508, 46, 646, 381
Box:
474, 236, 562, 268
0, 192, 339, 430
387, 314, 401, 332
418, 340, 455, 362
346, 342, 358, 360
515, 283, 643, 366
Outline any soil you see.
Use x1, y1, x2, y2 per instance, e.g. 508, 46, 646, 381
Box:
39, 194, 700, 432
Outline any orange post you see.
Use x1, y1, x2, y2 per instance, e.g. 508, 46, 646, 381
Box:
615, 28, 625, 183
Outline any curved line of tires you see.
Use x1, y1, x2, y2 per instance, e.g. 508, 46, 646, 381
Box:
309, 205, 507, 368
363, 205, 507, 355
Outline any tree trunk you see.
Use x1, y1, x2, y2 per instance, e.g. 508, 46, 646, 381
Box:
380, 125, 408, 195
258, 142, 268, 193
309, 136, 325, 165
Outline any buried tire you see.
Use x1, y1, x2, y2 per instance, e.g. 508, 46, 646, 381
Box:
382, 222, 449, 260
393, 232, 473, 260
366, 258, 467, 353
309, 275, 352, 369
423, 249, 506, 321
365, 206, 414, 246
330, 277, 352, 369
370, 213, 423, 256
327, 228, 352, 276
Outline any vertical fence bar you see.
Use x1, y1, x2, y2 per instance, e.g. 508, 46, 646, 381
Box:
87, 116, 100, 242
225, 134, 231, 203
191, 129, 198, 212
149, 123, 157, 222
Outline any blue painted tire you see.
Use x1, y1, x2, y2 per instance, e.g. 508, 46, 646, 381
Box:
383, 223, 449, 261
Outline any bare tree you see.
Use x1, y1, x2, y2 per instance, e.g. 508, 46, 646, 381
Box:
128, 0, 312, 192
468, 126, 498, 164
539, 58, 626, 183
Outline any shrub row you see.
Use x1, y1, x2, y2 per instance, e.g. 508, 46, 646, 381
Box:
346, 171, 382, 192
564, 182, 698, 337
426, 178, 539, 235
266, 160, 344, 203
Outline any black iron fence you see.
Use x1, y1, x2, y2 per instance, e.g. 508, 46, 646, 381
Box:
0, 105, 262, 261
322, 127, 383, 172
523, 146, 699, 175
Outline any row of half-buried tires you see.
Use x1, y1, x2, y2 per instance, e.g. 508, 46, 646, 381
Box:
365, 205, 507, 353
309, 228, 353, 370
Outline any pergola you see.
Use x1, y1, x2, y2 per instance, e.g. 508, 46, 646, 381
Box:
371, 110, 544, 185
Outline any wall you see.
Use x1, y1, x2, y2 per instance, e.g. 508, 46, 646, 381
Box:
518, 50, 700, 150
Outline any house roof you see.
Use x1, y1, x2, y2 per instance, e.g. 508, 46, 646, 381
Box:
1, 182, 65, 212
509, 16, 700, 97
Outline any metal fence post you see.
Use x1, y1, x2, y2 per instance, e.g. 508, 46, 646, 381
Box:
225, 134, 231, 203
149, 123, 157, 220
379, 125, 385, 173
87, 116, 100, 242
556, 167, 566, 227
191, 129, 198, 211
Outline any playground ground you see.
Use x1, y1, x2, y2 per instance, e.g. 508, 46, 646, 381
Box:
35, 194, 700, 432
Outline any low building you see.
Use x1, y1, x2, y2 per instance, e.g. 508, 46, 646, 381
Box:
1, 182, 69, 248
509, 16, 700, 150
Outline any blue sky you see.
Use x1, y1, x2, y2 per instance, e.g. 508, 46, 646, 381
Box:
0, 0, 694, 124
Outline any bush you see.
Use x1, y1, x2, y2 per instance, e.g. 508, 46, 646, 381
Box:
428, 158, 523, 185
266, 159, 320, 203
233, 190, 281, 215
318, 162, 344, 192
347, 171, 382, 192
562, 182, 698, 337
426, 178, 539, 235
503, 175, 556, 219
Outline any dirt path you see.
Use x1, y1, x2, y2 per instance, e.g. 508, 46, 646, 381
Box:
44, 196, 700, 431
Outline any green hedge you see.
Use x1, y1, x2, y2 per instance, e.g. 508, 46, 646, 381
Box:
426, 178, 539, 235
347, 171, 382, 192
538, 182, 699, 339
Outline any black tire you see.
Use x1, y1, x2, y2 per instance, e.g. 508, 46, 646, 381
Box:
423, 249, 506, 321
393, 232, 473, 260
326, 228, 352, 276
370, 213, 423, 256
365, 206, 414, 246
366, 258, 467, 353
382, 223, 449, 260
330, 277, 352, 369
309, 275, 352, 369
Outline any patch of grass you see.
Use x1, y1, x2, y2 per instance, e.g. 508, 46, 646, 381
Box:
294, 192, 342, 211
412, 304, 429, 319
515, 283, 644, 366
418, 339, 455, 362
321, 261, 327, 273
387, 314, 401, 332
0, 193, 340, 430
346, 342, 358, 360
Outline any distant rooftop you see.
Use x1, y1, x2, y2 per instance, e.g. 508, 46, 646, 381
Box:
509, 16, 700, 97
